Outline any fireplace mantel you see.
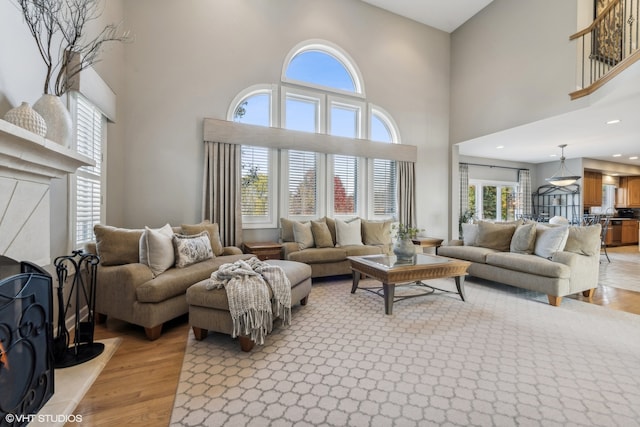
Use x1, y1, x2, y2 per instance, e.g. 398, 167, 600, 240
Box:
0, 118, 94, 266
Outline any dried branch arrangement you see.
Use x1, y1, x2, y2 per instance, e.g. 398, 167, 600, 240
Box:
17, 0, 131, 96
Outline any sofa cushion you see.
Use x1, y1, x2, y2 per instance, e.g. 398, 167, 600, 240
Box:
563, 224, 601, 256
181, 221, 224, 256
293, 221, 315, 249
534, 225, 569, 259
311, 220, 334, 248
344, 245, 384, 256
288, 247, 347, 264
143, 225, 175, 276
510, 223, 536, 254
361, 219, 392, 246
94, 224, 143, 266
476, 221, 517, 251
485, 252, 571, 279
336, 218, 363, 246
173, 231, 213, 268
136, 254, 251, 303
324, 217, 337, 245
437, 245, 499, 264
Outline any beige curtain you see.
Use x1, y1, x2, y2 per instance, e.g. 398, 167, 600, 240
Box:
202, 141, 243, 246
397, 161, 416, 226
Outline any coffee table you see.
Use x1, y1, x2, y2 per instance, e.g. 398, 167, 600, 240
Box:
348, 254, 471, 315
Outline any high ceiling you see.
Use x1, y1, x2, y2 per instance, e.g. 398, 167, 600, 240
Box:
361, 0, 640, 171
361, 0, 494, 33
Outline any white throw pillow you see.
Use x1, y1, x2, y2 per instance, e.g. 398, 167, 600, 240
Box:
335, 218, 363, 247
461, 223, 478, 246
139, 223, 174, 266
534, 225, 569, 259
144, 225, 175, 276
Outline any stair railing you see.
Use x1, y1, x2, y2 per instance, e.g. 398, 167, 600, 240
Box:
570, 0, 640, 99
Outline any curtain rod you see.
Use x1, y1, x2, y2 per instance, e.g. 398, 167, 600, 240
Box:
461, 162, 529, 172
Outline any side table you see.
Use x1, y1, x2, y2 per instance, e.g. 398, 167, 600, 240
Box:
243, 242, 283, 261
411, 237, 444, 254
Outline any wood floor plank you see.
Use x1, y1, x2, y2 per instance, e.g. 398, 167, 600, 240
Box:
66, 247, 640, 426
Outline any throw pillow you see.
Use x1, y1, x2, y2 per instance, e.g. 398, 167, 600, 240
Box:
181, 221, 224, 256
311, 220, 334, 248
534, 225, 570, 259
94, 224, 144, 266
563, 224, 602, 256
335, 218, 363, 247
476, 221, 517, 252
361, 219, 392, 246
510, 223, 537, 254
143, 226, 175, 276
172, 231, 213, 268
281, 218, 311, 243
324, 217, 337, 246
293, 221, 315, 250
139, 223, 173, 265
461, 223, 479, 246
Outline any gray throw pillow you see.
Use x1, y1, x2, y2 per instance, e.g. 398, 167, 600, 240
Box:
510, 223, 536, 254
534, 225, 569, 259
172, 231, 213, 268
293, 221, 315, 250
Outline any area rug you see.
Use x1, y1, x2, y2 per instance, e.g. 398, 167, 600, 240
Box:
37, 337, 121, 426
170, 278, 640, 426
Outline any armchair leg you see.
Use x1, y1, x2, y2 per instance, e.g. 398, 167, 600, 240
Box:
144, 324, 163, 340
192, 326, 208, 340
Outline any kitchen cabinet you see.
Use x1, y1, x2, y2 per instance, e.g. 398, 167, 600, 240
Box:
621, 220, 639, 244
617, 177, 628, 207
583, 171, 602, 207
628, 177, 640, 207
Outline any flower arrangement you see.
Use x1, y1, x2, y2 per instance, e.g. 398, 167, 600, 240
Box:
17, 0, 131, 96
391, 223, 423, 240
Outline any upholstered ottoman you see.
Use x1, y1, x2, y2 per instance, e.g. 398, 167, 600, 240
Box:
186, 259, 312, 351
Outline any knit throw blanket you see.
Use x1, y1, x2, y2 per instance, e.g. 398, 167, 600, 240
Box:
205, 257, 291, 345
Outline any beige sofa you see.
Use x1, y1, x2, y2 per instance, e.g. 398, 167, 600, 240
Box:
437, 221, 602, 306
87, 223, 259, 340
280, 217, 392, 278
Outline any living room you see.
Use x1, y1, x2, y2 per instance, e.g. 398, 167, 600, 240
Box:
1, 0, 640, 426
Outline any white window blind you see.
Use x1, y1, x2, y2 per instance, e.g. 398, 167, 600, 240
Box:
241, 145, 270, 219
288, 150, 318, 216
333, 155, 358, 215
75, 94, 104, 245
373, 159, 397, 217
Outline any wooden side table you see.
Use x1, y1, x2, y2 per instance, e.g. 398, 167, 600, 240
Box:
411, 237, 444, 254
243, 242, 283, 261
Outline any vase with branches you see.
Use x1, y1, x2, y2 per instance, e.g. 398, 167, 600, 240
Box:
391, 223, 423, 259
17, 0, 131, 96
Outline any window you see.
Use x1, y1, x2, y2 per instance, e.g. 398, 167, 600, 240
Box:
73, 93, 105, 246
469, 180, 517, 221
228, 41, 402, 226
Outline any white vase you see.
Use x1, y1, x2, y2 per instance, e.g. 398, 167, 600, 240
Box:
3, 102, 47, 137
393, 238, 416, 260
33, 94, 73, 147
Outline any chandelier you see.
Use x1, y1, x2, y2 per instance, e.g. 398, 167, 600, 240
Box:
546, 144, 581, 187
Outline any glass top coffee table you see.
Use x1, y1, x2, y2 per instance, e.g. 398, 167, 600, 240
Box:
347, 253, 471, 315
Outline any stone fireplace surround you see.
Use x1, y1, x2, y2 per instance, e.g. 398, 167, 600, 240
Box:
0, 119, 92, 267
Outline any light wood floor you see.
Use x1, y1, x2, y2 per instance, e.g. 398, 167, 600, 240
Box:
68, 246, 640, 426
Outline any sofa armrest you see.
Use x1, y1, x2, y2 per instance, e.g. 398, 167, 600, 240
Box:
552, 251, 599, 293
222, 246, 243, 255
95, 263, 154, 315
281, 242, 300, 260
445, 240, 464, 246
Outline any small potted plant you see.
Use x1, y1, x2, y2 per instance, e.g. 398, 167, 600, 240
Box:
391, 223, 423, 259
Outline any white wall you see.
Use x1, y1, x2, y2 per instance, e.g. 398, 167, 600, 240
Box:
121, 0, 452, 240
450, 0, 580, 144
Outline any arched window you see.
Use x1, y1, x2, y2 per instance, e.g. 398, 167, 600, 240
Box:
228, 41, 401, 226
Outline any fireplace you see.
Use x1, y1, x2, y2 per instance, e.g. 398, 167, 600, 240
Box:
0, 256, 54, 426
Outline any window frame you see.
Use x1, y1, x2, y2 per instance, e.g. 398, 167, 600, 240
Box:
469, 179, 519, 221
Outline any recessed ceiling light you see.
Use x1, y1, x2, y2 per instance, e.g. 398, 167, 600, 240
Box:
496, 145, 504, 149
630, 156, 639, 160
606, 119, 621, 125
613, 154, 622, 157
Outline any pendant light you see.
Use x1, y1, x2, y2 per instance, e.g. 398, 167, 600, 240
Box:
546, 144, 581, 186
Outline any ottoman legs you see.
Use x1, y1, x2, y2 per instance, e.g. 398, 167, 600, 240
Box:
192, 326, 255, 352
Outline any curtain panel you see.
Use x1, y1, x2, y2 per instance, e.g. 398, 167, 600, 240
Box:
397, 161, 416, 227
202, 141, 243, 247
459, 163, 469, 216
517, 169, 532, 218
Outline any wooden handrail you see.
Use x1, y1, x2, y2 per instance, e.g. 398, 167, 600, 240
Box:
570, 49, 640, 99
570, 0, 621, 40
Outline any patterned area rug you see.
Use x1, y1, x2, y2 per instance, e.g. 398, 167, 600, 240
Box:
171, 278, 640, 426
